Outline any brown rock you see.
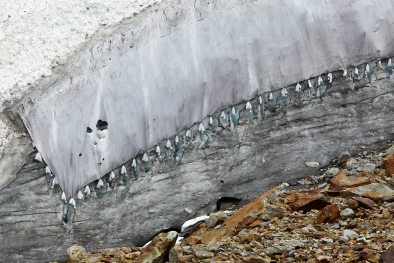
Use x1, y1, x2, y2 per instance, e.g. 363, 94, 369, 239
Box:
329, 170, 371, 189
283, 193, 297, 204
383, 154, 394, 177
135, 231, 178, 263
121, 247, 132, 254
345, 199, 359, 209
360, 248, 380, 262
178, 255, 194, 262
382, 209, 391, 219
316, 204, 340, 224
287, 189, 330, 211
354, 197, 375, 209
67, 246, 86, 263
114, 250, 125, 258
186, 236, 202, 246
124, 252, 141, 260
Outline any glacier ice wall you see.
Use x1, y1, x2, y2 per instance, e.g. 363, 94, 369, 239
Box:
17, 0, 394, 198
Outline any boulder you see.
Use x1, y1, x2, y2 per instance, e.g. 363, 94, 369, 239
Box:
329, 170, 371, 190
349, 183, 394, 201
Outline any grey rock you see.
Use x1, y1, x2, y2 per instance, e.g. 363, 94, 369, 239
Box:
305, 162, 320, 168
261, 205, 286, 221
340, 236, 350, 243
206, 212, 228, 228
168, 247, 178, 263
343, 230, 359, 239
325, 168, 340, 176
321, 238, 333, 244
340, 208, 355, 218
195, 251, 214, 259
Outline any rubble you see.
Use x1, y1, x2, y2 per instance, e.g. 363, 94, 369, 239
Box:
63, 150, 394, 263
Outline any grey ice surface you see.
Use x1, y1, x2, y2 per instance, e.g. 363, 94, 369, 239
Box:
2, 72, 394, 261
17, 0, 394, 198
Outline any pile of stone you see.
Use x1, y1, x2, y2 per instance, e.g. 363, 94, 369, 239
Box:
65, 147, 394, 263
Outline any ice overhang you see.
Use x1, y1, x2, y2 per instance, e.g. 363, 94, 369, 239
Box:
17, 0, 394, 198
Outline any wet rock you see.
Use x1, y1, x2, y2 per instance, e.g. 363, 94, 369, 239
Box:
349, 183, 394, 201
67, 246, 86, 263
135, 231, 178, 263
206, 212, 228, 228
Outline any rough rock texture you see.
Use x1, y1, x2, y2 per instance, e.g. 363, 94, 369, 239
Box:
1, 71, 394, 261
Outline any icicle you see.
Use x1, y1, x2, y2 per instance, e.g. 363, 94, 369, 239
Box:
121, 165, 126, 174
45, 166, 51, 174
231, 107, 236, 116
156, 146, 161, 155
97, 179, 104, 188
295, 83, 301, 92
281, 88, 287, 97
220, 111, 226, 119
84, 185, 90, 195
308, 80, 312, 88
61, 192, 66, 201
175, 136, 179, 145
354, 67, 359, 75
378, 60, 382, 68
186, 129, 191, 138
328, 73, 332, 83
388, 59, 392, 67
34, 152, 42, 162
269, 93, 273, 100
209, 116, 213, 125
77, 191, 84, 199
366, 64, 370, 72
166, 139, 171, 148
246, 102, 252, 110
109, 171, 115, 181
51, 177, 58, 188
259, 96, 262, 104
69, 198, 76, 208
142, 153, 149, 162
343, 69, 347, 76
318, 76, 323, 86
199, 123, 205, 132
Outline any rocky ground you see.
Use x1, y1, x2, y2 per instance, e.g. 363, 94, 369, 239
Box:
63, 142, 394, 263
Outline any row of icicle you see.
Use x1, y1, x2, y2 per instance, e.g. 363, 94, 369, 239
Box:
33, 58, 392, 205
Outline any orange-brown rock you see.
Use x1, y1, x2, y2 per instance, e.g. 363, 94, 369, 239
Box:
383, 154, 394, 177
345, 199, 359, 209
360, 248, 380, 262
135, 231, 178, 263
198, 188, 280, 244
349, 183, 394, 201
316, 204, 340, 224
186, 236, 202, 246
287, 189, 330, 211
381, 245, 394, 263
353, 197, 375, 209
178, 255, 194, 262
283, 193, 297, 204
329, 170, 371, 190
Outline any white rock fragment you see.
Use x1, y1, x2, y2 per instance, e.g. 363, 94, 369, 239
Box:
45, 166, 52, 174
185, 208, 192, 213
69, 198, 76, 208
166, 139, 171, 148
61, 192, 66, 201
308, 80, 312, 88
231, 107, 236, 116
354, 67, 359, 75
186, 129, 191, 138
97, 179, 104, 188
221, 111, 226, 119
281, 88, 287, 97
34, 152, 43, 162
366, 64, 370, 73
175, 136, 179, 145
51, 177, 58, 188
84, 185, 91, 195
199, 123, 205, 132
328, 73, 333, 83
296, 83, 302, 92
77, 191, 84, 200
132, 159, 136, 168
343, 229, 358, 239
142, 153, 149, 162
378, 60, 382, 68
259, 96, 263, 104
246, 101, 252, 110
121, 165, 126, 174
305, 161, 320, 168
340, 208, 354, 218
156, 146, 161, 155
318, 76, 323, 85
388, 58, 392, 67
269, 93, 273, 100
209, 116, 213, 125
343, 69, 347, 76
109, 172, 115, 181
